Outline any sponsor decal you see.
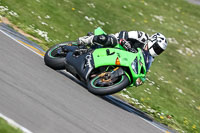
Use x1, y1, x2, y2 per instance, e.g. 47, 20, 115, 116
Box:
85, 53, 92, 68
85, 53, 93, 79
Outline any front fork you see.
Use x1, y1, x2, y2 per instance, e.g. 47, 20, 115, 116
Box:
98, 67, 131, 83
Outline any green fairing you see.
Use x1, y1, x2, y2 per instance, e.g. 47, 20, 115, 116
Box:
92, 48, 146, 85
94, 27, 107, 35
92, 27, 147, 86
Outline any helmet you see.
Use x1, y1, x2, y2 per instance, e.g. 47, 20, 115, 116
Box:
147, 33, 168, 57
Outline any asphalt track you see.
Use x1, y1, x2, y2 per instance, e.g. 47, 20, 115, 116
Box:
187, 0, 200, 5
0, 29, 167, 133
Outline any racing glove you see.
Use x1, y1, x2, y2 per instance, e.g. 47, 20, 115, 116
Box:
119, 39, 138, 53
119, 39, 131, 50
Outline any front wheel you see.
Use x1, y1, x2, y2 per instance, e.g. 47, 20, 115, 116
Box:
87, 73, 129, 96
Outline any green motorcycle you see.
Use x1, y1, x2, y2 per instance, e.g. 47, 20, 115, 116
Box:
44, 28, 147, 95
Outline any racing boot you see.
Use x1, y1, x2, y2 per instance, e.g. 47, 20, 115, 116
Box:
77, 35, 94, 46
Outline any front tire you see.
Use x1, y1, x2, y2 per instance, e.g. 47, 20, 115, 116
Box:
87, 74, 129, 96
44, 41, 76, 70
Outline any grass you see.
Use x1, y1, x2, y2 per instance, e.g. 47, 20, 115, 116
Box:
0, 118, 23, 133
0, 0, 200, 132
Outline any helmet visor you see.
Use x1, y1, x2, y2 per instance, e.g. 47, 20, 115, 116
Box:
151, 42, 164, 55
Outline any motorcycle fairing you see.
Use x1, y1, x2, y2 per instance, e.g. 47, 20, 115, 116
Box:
92, 48, 146, 84
65, 52, 94, 81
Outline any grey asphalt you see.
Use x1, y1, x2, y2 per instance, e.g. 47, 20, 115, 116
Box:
187, 0, 200, 5
0, 31, 163, 133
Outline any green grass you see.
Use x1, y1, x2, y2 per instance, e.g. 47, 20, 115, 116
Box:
0, 118, 23, 133
0, 0, 200, 132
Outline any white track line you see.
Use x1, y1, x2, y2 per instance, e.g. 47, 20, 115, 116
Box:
0, 113, 32, 133
142, 118, 169, 133
0, 29, 44, 58
0, 30, 34, 133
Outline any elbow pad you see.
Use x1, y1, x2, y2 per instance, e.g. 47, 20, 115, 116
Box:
118, 31, 128, 40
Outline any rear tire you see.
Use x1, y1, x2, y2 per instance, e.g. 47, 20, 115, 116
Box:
44, 41, 76, 70
87, 74, 129, 96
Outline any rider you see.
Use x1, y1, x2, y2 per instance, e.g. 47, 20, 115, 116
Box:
77, 30, 168, 85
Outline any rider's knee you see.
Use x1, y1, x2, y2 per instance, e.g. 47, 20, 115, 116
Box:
93, 34, 117, 47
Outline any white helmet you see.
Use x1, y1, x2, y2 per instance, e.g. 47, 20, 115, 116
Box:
147, 33, 168, 57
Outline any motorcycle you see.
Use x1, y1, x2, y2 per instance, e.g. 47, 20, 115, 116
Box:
44, 27, 147, 95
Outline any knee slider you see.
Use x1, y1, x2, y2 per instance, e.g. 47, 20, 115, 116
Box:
105, 35, 118, 47
93, 34, 117, 47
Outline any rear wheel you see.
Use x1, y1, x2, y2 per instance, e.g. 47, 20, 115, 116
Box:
87, 68, 129, 95
44, 41, 77, 70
